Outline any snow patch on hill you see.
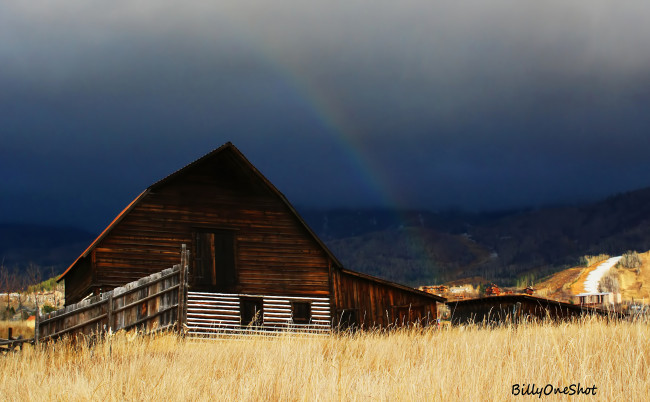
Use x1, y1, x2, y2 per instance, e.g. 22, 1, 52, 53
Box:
583, 256, 622, 293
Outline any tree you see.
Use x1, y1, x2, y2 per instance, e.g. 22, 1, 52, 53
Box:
26, 262, 42, 313
599, 271, 620, 293
619, 251, 642, 274
0, 260, 8, 307
42, 304, 57, 314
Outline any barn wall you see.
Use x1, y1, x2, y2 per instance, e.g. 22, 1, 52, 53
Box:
64, 256, 93, 304
65, 152, 330, 304
332, 270, 438, 328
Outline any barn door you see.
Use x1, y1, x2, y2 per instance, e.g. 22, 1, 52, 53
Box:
193, 230, 237, 292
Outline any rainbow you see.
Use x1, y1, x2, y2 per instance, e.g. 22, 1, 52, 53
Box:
268, 60, 443, 283
233, 33, 443, 284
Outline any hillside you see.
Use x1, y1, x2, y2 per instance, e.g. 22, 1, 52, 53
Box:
617, 251, 650, 301
305, 186, 650, 287
2, 185, 650, 290
535, 251, 650, 303
325, 227, 494, 286
0, 223, 94, 278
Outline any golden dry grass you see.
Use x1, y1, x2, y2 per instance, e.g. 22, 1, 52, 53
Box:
2, 317, 649, 401
1, 320, 35, 339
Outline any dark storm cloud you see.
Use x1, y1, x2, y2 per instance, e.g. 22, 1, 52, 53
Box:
2, 1, 650, 230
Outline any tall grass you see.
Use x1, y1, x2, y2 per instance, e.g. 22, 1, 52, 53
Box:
2, 317, 649, 401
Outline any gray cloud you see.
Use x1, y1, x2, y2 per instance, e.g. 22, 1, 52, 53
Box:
2, 1, 650, 229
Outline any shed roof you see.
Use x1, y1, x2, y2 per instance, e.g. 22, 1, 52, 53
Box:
447, 294, 614, 315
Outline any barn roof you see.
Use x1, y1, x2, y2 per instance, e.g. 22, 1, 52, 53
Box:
58, 142, 445, 302
446, 294, 616, 315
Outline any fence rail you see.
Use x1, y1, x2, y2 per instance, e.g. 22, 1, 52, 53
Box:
33, 244, 341, 342
1, 327, 33, 354
37, 246, 190, 342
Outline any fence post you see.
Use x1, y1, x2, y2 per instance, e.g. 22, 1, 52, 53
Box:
34, 307, 40, 345
107, 293, 113, 332
177, 244, 189, 333
183, 262, 189, 331
177, 263, 184, 332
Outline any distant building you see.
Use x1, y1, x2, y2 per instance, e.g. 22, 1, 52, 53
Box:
419, 284, 476, 301
448, 294, 616, 324
574, 292, 621, 307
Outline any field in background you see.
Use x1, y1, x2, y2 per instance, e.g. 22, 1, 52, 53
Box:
1, 320, 34, 339
1, 317, 649, 401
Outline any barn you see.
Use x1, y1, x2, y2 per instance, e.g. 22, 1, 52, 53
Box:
447, 294, 616, 325
58, 143, 443, 333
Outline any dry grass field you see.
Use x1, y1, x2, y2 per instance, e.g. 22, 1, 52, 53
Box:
2, 317, 649, 401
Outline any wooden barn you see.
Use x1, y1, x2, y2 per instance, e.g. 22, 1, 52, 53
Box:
57, 143, 443, 334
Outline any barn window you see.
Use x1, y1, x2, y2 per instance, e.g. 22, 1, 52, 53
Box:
240, 297, 263, 327
291, 301, 312, 324
194, 230, 237, 292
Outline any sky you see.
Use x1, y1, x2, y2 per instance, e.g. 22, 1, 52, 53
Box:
2, 1, 650, 232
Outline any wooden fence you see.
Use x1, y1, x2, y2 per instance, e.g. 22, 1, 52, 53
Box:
35, 244, 344, 342
1, 328, 32, 354
36, 248, 189, 342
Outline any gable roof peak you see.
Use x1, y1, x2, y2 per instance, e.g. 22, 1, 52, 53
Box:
59, 141, 342, 281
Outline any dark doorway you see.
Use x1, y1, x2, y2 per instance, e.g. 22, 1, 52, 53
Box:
193, 230, 237, 292
240, 297, 264, 327
291, 301, 312, 324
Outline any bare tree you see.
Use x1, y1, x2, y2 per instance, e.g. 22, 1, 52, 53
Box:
599, 270, 620, 294
1, 262, 20, 320
0, 259, 7, 309
26, 263, 42, 315
26, 262, 42, 288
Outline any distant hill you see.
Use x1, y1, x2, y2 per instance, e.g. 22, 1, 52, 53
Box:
325, 227, 494, 286
3, 185, 650, 289
0, 223, 95, 278
302, 186, 650, 287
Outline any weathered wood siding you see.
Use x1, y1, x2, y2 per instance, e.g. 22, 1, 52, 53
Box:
64, 256, 93, 305
40, 266, 182, 341
66, 150, 330, 304
332, 270, 438, 328
186, 291, 331, 336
